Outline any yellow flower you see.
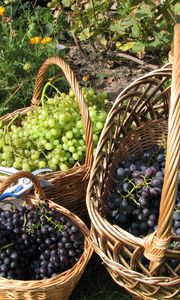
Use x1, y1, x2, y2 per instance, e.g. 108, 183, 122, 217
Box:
41, 37, 52, 44
0, 6, 5, 16
30, 36, 42, 45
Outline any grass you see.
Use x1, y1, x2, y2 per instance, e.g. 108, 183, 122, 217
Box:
70, 253, 133, 300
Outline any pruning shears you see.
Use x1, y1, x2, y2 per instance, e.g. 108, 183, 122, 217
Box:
0, 167, 52, 201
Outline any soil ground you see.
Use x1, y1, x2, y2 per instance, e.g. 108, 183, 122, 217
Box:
69, 45, 160, 102
70, 253, 133, 300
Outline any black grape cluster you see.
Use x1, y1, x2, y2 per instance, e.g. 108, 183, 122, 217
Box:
0, 202, 84, 280
106, 144, 180, 238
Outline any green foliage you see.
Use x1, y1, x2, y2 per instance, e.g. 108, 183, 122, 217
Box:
0, 0, 68, 115
174, 3, 180, 16
47, 0, 178, 59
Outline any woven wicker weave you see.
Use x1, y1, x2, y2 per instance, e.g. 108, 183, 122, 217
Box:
0, 171, 93, 300
0, 57, 93, 221
86, 24, 180, 299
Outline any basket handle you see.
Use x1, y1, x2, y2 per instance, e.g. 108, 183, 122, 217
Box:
0, 171, 45, 200
144, 22, 180, 271
31, 57, 93, 171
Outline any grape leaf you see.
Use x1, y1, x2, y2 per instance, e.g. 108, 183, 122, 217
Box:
45, 24, 53, 36
98, 35, 107, 46
132, 23, 140, 38
116, 41, 135, 52
136, 4, 153, 20
174, 3, 180, 15
132, 41, 144, 53
61, 0, 74, 7
78, 28, 92, 41
110, 22, 124, 33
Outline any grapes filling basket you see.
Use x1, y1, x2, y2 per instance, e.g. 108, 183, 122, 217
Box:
0, 171, 92, 300
0, 57, 93, 221
86, 24, 180, 299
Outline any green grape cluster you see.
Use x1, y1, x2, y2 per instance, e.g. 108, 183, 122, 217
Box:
0, 87, 108, 172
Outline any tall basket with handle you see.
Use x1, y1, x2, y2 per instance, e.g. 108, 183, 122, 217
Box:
86, 22, 180, 299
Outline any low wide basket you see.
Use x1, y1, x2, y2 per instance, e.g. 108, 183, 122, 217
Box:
86, 24, 180, 299
0, 57, 93, 221
0, 171, 93, 300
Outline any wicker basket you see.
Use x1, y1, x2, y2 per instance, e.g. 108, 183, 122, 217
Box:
0, 171, 93, 300
0, 57, 93, 221
86, 24, 180, 299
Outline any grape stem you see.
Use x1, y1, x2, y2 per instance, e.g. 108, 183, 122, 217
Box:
41, 82, 79, 115
42, 151, 48, 159
40, 82, 51, 108
140, 175, 151, 186
44, 214, 64, 231
4, 113, 19, 138
124, 177, 151, 207
41, 81, 65, 108
7, 114, 19, 130
0, 243, 14, 250
26, 223, 40, 234
23, 212, 27, 227
122, 194, 140, 207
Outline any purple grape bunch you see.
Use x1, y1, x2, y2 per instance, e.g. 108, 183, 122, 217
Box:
0, 203, 84, 280
106, 144, 180, 238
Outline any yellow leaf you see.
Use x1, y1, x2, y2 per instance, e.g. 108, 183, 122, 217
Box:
98, 35, 107, 46
116, 41, 135, 52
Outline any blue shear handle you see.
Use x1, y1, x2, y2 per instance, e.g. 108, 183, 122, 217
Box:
0, 193, 20, 201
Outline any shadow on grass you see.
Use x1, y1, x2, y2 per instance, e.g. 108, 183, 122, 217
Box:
70, 253, 133, 300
